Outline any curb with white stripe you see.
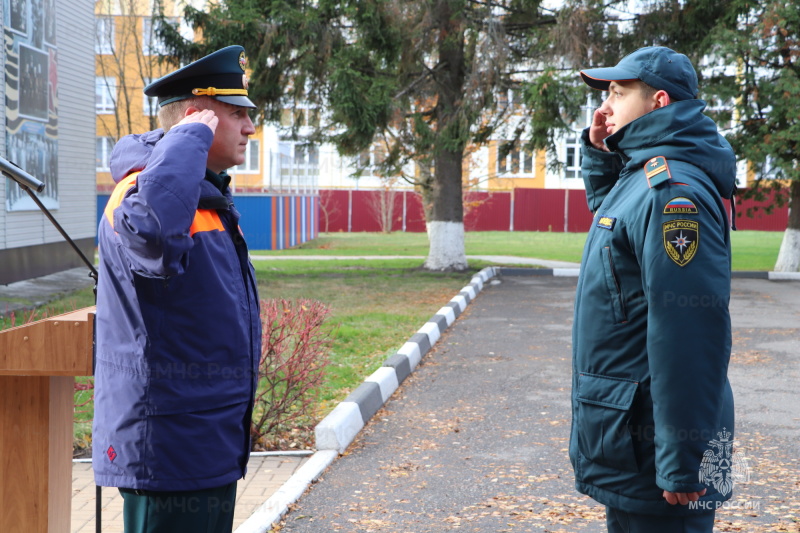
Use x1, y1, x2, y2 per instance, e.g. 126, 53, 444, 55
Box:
234, 264, 797, 532
233, 266, 498, 532
234, 450, 338, 533
315, 266, 498, 454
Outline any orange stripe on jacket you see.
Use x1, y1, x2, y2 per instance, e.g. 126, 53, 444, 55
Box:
190, 210, 225, 236
104, 171, 224, 236
104, 172, 141, 227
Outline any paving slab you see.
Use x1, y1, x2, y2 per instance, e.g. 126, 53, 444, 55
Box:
71, 455, 308, 532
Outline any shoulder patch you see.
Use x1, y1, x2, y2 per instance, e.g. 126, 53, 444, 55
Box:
596, 215, 616, 230
663, 197, 698, 215
663, 219, 699, 267
645, 156, 672, 188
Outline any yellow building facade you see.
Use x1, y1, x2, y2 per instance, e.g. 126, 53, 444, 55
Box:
94, 0, 266, 192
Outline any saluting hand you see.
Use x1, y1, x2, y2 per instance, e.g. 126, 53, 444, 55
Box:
177, 108, 219, 135
588, 108, 610, 152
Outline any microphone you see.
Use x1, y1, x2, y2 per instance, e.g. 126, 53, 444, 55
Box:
0, 156, 45, 192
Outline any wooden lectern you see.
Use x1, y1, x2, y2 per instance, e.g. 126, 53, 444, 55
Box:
0, 307, 95, 533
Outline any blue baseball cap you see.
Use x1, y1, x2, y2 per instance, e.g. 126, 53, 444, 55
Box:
580, 46, 698, 101
144, 45, 256, 108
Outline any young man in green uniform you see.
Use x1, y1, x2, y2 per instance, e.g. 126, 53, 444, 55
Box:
570, 46, 737, 533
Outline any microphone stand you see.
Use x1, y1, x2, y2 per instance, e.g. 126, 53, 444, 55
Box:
0, 157, 98, 286
1, 157, 101, 532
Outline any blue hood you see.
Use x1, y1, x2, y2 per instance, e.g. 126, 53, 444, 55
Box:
109, 129, 165, 184
605, 99, 736, 200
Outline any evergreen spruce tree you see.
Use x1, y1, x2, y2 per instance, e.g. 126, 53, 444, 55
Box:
157, 0, 800, 271
157, 0, 595, 270
709, 0, 800, 271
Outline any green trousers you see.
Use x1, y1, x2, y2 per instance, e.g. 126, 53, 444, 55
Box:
119, 481, 237, 533
606, 507, 715, 533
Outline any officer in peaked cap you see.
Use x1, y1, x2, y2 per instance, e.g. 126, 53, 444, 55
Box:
94, 45, 261, 533
144, 44, 256, 108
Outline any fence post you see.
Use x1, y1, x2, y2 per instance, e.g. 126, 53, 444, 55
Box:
509, 188, 515, 232
403, 191, 407, 232
564, 189, 569, 232
348, 189, 353, 233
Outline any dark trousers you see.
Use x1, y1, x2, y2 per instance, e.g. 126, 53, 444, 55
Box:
119, 481, 237, 533
606, 507, 715, 533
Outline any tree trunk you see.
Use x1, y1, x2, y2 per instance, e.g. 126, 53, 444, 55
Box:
424, 147, 467, 271
774, 180, 800, 272
423, 0, 468, 272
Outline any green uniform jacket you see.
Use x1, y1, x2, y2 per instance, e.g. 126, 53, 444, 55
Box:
570, 99, 737, 515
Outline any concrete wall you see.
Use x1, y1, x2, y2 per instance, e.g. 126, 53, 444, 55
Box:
0, 0, 96, 284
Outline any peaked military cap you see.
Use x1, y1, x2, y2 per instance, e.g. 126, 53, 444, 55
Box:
144, 45, 256, 108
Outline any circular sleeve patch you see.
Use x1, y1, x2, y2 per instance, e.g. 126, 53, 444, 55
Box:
663, 219, 699, 266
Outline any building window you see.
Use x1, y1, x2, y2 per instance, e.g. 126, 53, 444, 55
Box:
95, 16, 115, 55
563, 96, 595, 179
96, 137, 114, 170
278, 142, 319, 183
356, 145, 389, 177
96, 77, 116, 114
280, 103, 319, 128
498, 87, 523, 110
142, 77, 158, 116
142, 17, 177, 56
234, 139, 260, 173
564, 134, 582, 179
496, 142, 534, 177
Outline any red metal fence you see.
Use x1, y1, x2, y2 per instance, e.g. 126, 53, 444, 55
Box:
319, 189, 788, 233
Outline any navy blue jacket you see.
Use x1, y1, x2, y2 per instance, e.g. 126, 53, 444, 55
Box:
570, 100, 736, 515
92, 124, 261, 491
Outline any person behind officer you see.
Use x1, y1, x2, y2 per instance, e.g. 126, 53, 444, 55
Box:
569, 46, 737, 533
93, 45, 261, 532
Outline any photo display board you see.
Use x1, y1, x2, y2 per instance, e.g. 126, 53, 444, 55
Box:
4, 0, 59, 210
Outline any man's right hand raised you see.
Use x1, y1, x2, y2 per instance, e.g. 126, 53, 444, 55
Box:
177, 108, 219, 135
588, 108, 610, 152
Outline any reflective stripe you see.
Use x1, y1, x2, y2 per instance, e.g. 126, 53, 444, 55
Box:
104, 172, 140, 228
190, 209, 225, 236
104, 171, 223, 235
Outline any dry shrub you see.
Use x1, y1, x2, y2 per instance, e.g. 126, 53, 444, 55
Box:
251, 299, 334, 448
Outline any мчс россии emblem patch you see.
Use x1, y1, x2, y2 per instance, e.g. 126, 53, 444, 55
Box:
663, 219, 699, 267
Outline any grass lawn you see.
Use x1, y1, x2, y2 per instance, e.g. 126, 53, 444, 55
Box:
254, 231, 585, 261
5, 230, 782, 450
48, 258, 493, 451
253, 258, 494, 406
257, 230, 782, 271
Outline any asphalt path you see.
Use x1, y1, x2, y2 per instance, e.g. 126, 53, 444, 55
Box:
277, 275, 800, 533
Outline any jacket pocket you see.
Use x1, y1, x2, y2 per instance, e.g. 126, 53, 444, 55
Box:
601, 246, 627, 323
576, 372, 640, 472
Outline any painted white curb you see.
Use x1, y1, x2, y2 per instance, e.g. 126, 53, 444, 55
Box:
450, 294, 468, 313
397, 341, 422, 370
554, 268, 581, 277
239, 267, 500, 530
435, 305, 457, 326
768, 271, 800, 280
418, 321, 441, 346
366, 366, 400, 403
461, 284, 477, 299
233, 450, 338, 533
314, 402, 364, 454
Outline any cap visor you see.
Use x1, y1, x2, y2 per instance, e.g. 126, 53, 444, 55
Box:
215, 95, 257, 108
580, 68, 639, 91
